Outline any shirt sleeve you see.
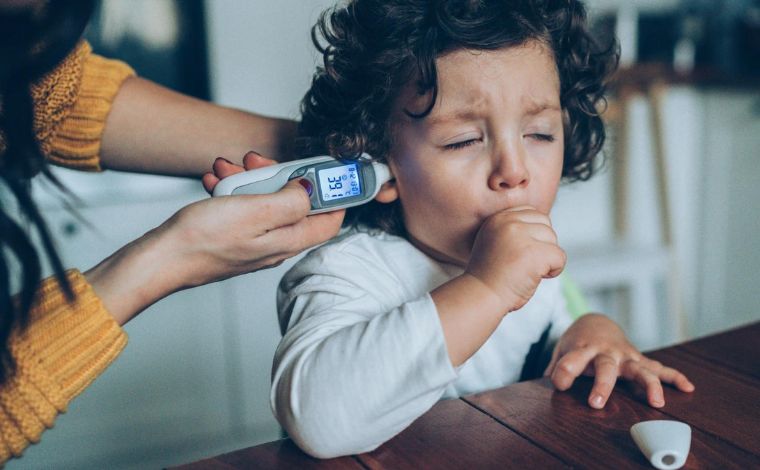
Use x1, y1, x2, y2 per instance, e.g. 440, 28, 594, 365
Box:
271, 248, 458, 458
0, 270, 127, 464
8, 40, 135, 172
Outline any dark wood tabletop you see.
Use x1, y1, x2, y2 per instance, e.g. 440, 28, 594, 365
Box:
175, 321, 760, 469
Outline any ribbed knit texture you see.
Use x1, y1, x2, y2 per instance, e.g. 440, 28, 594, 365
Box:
0, 270, 127, 463
0, 41, 135, 171
38, 42, 135, 171
0, 42, 133, 463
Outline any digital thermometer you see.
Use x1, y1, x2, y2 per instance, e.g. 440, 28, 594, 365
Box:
212, 154, 391, 214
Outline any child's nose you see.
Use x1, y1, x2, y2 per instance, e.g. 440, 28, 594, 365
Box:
488, 147, 529, 191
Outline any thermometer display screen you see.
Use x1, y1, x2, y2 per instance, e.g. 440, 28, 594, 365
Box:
317, 163, 362, 201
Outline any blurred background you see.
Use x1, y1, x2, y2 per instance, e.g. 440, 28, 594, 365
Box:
16, 0, 760, 468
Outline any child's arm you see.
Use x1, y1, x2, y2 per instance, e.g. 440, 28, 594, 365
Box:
545, 314, 695, 408
432, 207, 566, 366
272, 245, 458, 459
271, 207, 562, 458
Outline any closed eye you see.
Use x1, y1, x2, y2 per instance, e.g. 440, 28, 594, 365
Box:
444, 138, 482, 150
527, 134, 555, 143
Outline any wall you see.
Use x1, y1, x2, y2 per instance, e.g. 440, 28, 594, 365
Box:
10, 0, 758, 467
205, 0, 336, 117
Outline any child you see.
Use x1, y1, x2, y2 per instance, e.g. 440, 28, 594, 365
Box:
261, 0, 694, 459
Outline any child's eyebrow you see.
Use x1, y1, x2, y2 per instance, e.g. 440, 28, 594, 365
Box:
426, 101, 561, 126
524, 101, 561, 116
425, 109, 482, 127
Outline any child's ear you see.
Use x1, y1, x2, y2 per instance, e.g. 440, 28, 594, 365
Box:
374, 179, 399, 203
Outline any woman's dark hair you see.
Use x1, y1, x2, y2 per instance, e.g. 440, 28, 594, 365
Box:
0, 1, 96, 384
298, 0, 619, 235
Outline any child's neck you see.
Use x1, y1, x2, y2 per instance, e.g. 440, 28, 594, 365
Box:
406, 232, 467, 269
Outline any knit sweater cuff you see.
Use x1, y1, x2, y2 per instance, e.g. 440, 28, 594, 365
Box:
44, 42, 135, 171
0, 270, 127, 460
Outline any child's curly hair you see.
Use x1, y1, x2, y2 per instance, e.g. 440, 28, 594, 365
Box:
297, 0, 618, 236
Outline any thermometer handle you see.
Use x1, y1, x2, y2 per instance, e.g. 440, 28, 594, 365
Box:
210, 154, 391, 214
212, 156, 334, 197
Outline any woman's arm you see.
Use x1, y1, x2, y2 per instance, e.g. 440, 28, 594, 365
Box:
85, 179, 343, 325
99, 77, 297, 176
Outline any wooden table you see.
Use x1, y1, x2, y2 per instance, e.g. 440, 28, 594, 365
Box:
176, 322, 760, 469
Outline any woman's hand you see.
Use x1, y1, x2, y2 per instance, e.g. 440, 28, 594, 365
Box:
200, 150, 273, 194
544, 314, 695, 409
86, 151, 344, 325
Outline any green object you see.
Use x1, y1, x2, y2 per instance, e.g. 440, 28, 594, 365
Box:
560, 273, 589, 319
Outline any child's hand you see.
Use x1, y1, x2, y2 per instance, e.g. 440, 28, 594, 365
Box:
545, 314, 695, 409
201, 150, 276, 194
465, 206, 566, 312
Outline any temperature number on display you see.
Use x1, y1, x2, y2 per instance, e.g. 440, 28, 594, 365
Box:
318, 163, 362, 201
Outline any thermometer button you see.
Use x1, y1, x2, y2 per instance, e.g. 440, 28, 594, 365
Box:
289, 166, 308, 179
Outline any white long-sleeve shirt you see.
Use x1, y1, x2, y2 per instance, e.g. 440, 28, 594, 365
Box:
271, 230, 572, 458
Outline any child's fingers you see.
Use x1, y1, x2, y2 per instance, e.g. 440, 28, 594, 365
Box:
550, 347, 597, 391
656, 365, 695, 393
542, 242, 567, 278
587, 354, 620, 409
622, 361, 665, 408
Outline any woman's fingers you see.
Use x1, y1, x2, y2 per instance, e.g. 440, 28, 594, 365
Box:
257, 209, 345, 261
203, 152, 278, 194
213, 156, 246, 178
167, 180, 343, 283
248, 179, 315, 228
242, 150, 276, 170
247, 210, 344, 271
202, 172, 220, 194
204, 157, 339, 257
202, 157, 246, 193
266, 180, 345, 235
224, 178, 341, 235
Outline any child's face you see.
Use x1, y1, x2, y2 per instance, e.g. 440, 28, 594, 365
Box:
381, 42, 564, 266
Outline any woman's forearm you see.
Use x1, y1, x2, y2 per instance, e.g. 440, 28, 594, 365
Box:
84, 180, 343, 326
99, 77, 297, 176
84, 225, 182, 326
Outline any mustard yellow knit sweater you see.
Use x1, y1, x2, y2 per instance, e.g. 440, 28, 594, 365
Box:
0, 41, 133, 463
